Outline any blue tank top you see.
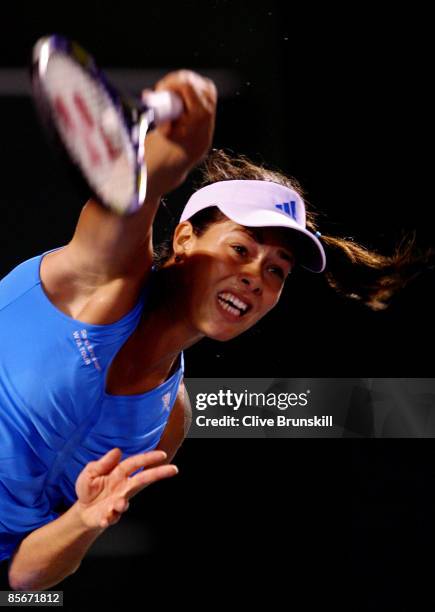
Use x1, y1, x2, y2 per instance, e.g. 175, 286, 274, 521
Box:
0, 247, 184, 561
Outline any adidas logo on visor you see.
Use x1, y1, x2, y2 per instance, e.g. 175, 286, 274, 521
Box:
275, 201, 297, 220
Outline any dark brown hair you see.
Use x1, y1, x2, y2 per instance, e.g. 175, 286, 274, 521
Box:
155, 149, 430, 311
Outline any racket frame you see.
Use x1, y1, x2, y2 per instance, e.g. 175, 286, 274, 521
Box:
32, 35, 155, 214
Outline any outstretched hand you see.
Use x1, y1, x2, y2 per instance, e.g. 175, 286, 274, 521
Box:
75, 448, 178, 529
143, 69, 217, 196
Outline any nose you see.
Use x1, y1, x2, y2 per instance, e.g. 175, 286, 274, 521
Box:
240, 275, 262, 296
237, 257, 264, 295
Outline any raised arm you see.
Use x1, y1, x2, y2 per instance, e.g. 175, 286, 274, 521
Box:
66, 70, 217, 284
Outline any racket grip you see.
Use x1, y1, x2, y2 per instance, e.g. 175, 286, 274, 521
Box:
141, 91, 184, 125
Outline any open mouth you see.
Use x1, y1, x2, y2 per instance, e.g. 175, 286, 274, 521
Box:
217, 291, 252, 319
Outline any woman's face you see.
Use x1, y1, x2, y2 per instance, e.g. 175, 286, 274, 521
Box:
173, 219, 295, 341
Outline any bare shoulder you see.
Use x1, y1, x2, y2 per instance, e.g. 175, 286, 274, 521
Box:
163, 381, 192, 438
40, 245, 151, 325
156, 381, 192, 462
177, 381, 192, 436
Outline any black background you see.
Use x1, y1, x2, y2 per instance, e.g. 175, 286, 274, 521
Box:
0, 2, 433, 609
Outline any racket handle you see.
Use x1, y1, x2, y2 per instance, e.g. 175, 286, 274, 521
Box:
141, 91, 184, 125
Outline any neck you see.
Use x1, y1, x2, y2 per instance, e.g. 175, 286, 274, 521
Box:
133, 265, 204, 373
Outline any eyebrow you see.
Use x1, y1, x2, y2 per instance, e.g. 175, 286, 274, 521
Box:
235, 227, 295, 265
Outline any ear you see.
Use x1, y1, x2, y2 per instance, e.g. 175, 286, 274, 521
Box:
172, 221, 197, 256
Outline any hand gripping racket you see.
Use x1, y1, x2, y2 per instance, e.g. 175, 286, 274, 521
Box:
32, 35, 183, 215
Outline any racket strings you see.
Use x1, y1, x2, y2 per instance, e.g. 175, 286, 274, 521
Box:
43, 53, 136, 213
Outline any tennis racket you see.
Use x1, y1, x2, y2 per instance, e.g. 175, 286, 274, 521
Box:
31, 35, 183, 215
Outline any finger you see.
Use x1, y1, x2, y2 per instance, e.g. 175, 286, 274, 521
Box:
89, 448, 122, 477
154, 71, 217, 116
114, 497, 130, 514
99, 498, 130, 529
116, 450, 168, 478
126, 464, 178, 499
101, 513, 122, 529
105, 497, 129, 516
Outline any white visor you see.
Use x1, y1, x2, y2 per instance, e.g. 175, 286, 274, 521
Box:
179, 180, 326, 272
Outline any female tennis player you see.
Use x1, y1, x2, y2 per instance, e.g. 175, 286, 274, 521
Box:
0, 69, 418, 591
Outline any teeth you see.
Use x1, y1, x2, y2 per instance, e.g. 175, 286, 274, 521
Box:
218, 292, 248, 312
218, 298, 241, 317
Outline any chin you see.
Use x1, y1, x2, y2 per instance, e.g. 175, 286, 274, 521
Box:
202, 322, 252, 342
195, 302, 259, 341
207, 331, 240, 342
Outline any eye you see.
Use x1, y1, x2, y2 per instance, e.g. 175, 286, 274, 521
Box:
232, 244, 248, 256
268, 266, 285, 279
